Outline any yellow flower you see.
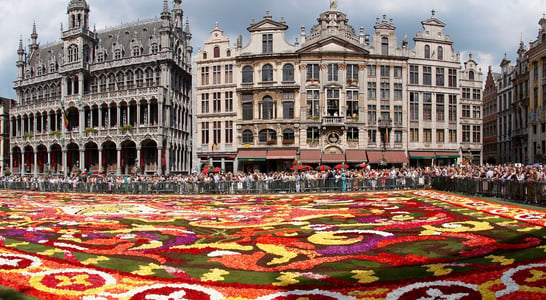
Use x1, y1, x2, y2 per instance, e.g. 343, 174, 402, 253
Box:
201, 268, 229, 282
272, 272, 300, 286
420, 221, 493, 236
352, 270, 379, 283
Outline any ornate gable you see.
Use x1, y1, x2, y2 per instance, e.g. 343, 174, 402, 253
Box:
247, 14, 288, 32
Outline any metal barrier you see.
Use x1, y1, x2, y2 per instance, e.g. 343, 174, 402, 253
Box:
430, 176, 546, 205
0, 177, 426, 195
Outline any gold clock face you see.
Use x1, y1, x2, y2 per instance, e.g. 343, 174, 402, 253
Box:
328, 132, 339, 144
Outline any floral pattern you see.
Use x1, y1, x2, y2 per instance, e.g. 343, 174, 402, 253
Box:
0, 190, 544, 299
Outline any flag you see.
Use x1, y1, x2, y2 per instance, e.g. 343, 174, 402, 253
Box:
212, 142, 217, 151
62, 105, 69, 129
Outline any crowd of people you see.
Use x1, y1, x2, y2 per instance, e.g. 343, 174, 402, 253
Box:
0, 163, 545, 202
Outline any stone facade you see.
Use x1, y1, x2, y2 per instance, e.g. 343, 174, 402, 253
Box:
12, 0, 193, 176
196, 2, 483, 172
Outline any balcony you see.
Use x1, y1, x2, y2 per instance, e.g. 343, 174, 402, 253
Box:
322, 116, 345, 126
378, 118, 393, 129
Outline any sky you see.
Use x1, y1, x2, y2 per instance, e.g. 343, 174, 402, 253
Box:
0, 0, 544, 99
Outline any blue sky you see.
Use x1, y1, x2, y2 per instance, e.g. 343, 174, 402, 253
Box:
0, 0, 544, 99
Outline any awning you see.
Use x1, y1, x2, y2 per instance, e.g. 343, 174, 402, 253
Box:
384, 151, 409, 163
267, 149, 297, 160
409, 151, 436, 159
366, 151, 383, 163
435, 151, 460, 159
237, 149, 267, 162
300, 150, 321, 163
322, 153, 345, 163
367, 151, 408, 163
345, 150, 367, 163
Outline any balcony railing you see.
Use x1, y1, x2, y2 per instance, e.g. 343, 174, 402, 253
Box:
378, 118, 393, 128
322, 116, 344, 125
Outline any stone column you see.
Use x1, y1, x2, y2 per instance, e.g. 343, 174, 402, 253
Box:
157, 147, 162, 176
117, 147, 122, 176
63, 150, 68, 177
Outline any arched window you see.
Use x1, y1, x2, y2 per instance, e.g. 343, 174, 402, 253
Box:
213, 46, 220, 58
283, 64, 294, 82
242, 66, 253, 83
469, 71, 475, 81
242, 130, 254, 144
259, 129, 277, 144
283, 128, 294, 143
126, 71, 134, 89
68, 45, 79, 63
203, 52, 207, 59
262, 96, 274, 120
437, 46, 444, 60
381, 36, 389, 55
262, 64, 273, 82
226, 49, 231, 57
425, 45, 431, 59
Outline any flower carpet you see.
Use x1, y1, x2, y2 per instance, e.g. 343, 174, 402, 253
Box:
0, 190, 545, 299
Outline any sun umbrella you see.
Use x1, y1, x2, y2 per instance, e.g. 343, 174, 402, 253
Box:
335, 163, 349, 170
290, 164, 305, 171
213, 167, 222, 173
316, 165, 331, 171
358, 163, 367, 168
202, 168, 210, 174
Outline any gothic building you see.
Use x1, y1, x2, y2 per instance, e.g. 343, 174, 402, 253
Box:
196, 1, 483, 173
12, 0, 193, 176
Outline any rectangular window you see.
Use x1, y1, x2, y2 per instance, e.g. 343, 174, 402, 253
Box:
423, 128, 432, 143
410, 65, 419, 84
225, 91, 233, 112
213, 65, 221, 85
380, 65, 390, 78
201, 93, 209, 113
394, 105, 402, 125
394, 66, 402, 78
394, 130, 402, 143
368, 105, 376, 124
368, 82, 377, 99
436, 67, 444, 86
283, 92, 294, 119
437, 129, 445, 143
201, 122, 209, 145
462, 88, 471, 99
368, 129, 377, 144
449, 129, 457, 143
213, 121, 221, 145
201, 67, 209, 85
472, 88, 481, 100
380, 82, 390, 100
410, 92, 419, 121
410, 128, 419, 142
448, 68, 457, 87
326, 89, 340, 116
307, 64, 320, 81
436, 94, 445, 121
472, 125, 481, 143
346, 90, 359, 117
462, 125, 471, 142
213, 92, 221, 113
225, 121, 233, 144
423, 93, 432, 121
423, 66, 432, 85
394, 83, 402, 100
368, 64, 376, 77
328, 64, 339, 81
449, 95, 457, 122
462, 104, 471, 118
347, 64, 359, 81
242, 94, 253, 120
225, 64, 233, 83
262, 33, 273, 53
307, 90, 320, 118
472, 106, 480, 119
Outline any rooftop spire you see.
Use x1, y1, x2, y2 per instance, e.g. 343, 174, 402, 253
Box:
30, 22, 39, 51
330, 0, 338, 11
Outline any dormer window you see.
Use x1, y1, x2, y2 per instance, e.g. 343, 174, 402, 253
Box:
214, 46, 220, 58
437, 46, 444, 60
114, 49, 122, 60
132, 46, 142, 57
97, 51, 105, 63
151, 43, 159, 55
381, 37, 389, 55
262, 33, 273, 54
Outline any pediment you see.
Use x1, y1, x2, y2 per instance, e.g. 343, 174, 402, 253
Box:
298, 36, 368, 55
247, 18, 288, 32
